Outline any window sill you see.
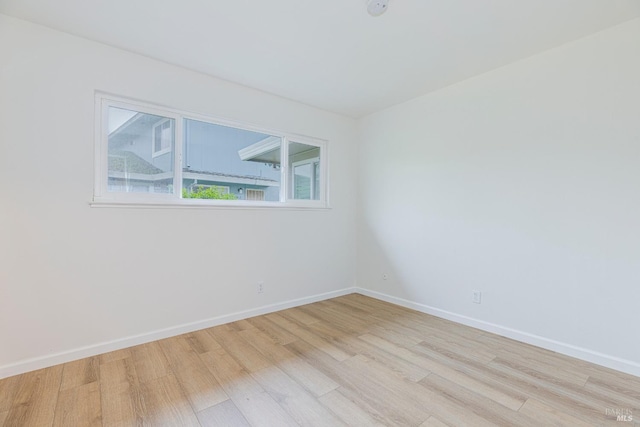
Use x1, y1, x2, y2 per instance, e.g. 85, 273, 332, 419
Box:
90, 199, 331, 210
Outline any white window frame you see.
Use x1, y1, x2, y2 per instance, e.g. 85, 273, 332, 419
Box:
93, 93, 329, 209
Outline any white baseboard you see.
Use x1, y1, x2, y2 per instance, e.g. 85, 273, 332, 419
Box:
356, 288, 640, 378
0, 287, 356, 380
4, 286, 638, 380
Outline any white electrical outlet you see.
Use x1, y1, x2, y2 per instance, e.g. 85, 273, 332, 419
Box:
472, 291, 482, 304
257, 282, 264, 293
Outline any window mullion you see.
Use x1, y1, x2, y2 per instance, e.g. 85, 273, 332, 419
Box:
96, 98, 109, 199
174, 117, 184, 200
281, 137, 289, 202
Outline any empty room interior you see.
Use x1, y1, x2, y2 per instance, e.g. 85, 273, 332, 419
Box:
1, 0, 639, 426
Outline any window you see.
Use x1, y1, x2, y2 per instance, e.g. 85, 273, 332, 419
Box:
94, 95, 328, 208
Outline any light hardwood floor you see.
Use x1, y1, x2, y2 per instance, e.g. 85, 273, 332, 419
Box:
1, 294, 638, 426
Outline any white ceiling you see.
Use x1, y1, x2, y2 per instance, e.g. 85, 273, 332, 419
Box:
2, 0, 639, 117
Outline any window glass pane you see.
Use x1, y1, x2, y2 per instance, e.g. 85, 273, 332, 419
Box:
289, 141, 321, 200
182, 119, 282, 201
293, 163, 312, 199
107, 107, 174, 193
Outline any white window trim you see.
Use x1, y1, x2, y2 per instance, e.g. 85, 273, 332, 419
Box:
93, 93, 329, 209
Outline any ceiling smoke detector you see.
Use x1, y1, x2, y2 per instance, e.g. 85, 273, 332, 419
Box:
366, 0, 389, 17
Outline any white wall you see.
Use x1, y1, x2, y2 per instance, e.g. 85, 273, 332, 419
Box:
2, 12, 639, 380
0, 14, 357, 378
358, 19, 640, 376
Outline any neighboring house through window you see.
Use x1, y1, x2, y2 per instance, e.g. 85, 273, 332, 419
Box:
289, 141, 321, 200
94, 94, 328, 207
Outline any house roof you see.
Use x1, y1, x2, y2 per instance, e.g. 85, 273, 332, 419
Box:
106, 154, 278, 188
238, 137, 320, 165
183, 169, 279, 187
108, 151, 163, 175
237, 136, 281, 165
109, 112, 164, 145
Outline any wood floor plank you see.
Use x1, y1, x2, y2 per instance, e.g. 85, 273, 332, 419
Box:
196, 400, 250, 427
100, 389, 140, 427
333, 295, 398, 317
99, 347, 132, 365
420, 373, 537, 426
419, 333, 497, 365
99, 357, 141, 427
518, 398, 594, 427
280, 306, 322, 325
59, 356, 99, 391
3, 366, 63, 427
383, 313, 496, 356
582, 376, 640, 411
302, 340, 431, 426
419, 416, 450, 427
286, 340, 415, 426
361, 333, 525, 411
494, 348, 590, 387
413, 340, 599, 425
334, 386, 407, 427
491, 356, 630, 410
474, 331, 602, 385
228, 319, 256, 331
418, 343, 608, 426
411, 338, 531, 404
342, 354, 493, 427
367, 323, 424, 348
209, 324, 272, 372
199, 348, 299, 427
131, 341, 172, 384
318, 389, 387, 427
267, 312, 352, 361
52, 381, 101, 427
4, 294, 638, 427
186, 329, 222, 354
251, 365, 346, 426
0, 375, 20, 413
158, 335, 229, 412
301, 301, 373, 334
586, 374, 640, 402
487, 358, 621, 425
307, 321, 428, 382
239, 327, 339, 397
138, 374, 200, 426
246, 315, 299, 345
